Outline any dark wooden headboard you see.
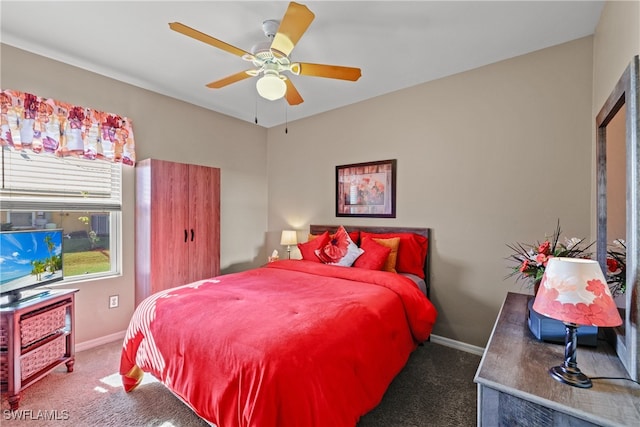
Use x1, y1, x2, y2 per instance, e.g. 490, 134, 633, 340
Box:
309, 225, 432, 297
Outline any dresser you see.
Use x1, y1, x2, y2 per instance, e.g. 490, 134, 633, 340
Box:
1, 289, 78, 409
474, 292, 640, 426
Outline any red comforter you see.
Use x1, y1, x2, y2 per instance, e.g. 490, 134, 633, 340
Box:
120, 260, 437, 427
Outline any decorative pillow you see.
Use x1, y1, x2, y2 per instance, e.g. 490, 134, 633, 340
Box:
298, 231, 330, 262
353, 237, 392, 271
308, 230, 360, 245
360, 231, 428, 278
371, 237, 400, 273
315, 226, 364, 267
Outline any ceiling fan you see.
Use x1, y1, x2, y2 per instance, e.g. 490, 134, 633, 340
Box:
169, 1, 362, 105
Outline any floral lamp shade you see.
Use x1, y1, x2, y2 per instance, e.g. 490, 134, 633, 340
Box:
533, 257, 622, 328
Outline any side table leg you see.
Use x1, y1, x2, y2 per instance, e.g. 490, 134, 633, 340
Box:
65, 357, 75, 373
8, 393, 21, 410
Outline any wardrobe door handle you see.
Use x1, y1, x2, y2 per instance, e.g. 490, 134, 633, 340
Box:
191, 229, 194, 242
184, 229, 188, 243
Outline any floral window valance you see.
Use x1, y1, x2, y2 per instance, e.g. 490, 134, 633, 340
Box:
1, 89, 135, 165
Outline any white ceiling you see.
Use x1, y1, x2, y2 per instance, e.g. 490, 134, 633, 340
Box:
1, 1, 604, 128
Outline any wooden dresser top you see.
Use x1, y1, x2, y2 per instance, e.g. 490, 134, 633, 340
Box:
475, 292, 640, 426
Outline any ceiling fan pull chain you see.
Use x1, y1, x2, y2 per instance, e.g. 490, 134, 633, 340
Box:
254, 93, 258, 124
285, 103, 288, 134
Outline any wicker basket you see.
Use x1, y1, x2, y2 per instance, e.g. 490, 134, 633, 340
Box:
0, 352, 7, 383
20, 304, 66, 348
20, 335, 66, 380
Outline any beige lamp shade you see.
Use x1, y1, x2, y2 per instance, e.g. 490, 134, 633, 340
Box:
280, 230, 298, 246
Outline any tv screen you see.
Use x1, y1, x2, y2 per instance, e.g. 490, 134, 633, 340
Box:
0, 229, 64, 303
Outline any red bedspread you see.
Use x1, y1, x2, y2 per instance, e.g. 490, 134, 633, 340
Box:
120, 260, 437, 427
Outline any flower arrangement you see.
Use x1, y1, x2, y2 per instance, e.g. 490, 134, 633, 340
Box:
505, 220, 593, 293
606, 239, 626, 297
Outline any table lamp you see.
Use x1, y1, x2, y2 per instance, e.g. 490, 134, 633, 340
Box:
532, 257, 622, 388
280, 230, 297, 259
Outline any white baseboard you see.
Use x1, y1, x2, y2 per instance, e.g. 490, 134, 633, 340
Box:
75, 330, 126, 352
430, 334, 485, 356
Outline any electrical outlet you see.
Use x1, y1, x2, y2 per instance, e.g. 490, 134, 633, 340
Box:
109, 295, 119, 309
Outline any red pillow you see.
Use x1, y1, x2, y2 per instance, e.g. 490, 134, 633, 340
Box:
360, 231, 428, 278
353, 237, 392, 271
309, 231, 360, 245
315, 226, 363, 266
298, 231, 330, 262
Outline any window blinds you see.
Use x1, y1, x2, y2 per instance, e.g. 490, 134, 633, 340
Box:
0, 148, 122, 211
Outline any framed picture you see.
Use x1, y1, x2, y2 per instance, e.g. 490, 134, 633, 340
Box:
336, 159, 396, 218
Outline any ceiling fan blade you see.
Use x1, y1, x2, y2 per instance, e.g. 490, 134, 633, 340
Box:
169, 22, 251, 58
206, 70, 255, 89
270, 2, 315, 57
294, 63, 362, 81
284, 79, 304, 105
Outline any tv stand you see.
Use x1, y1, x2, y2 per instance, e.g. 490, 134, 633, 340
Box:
2, 289, 52, 306
1, 289, 78, 410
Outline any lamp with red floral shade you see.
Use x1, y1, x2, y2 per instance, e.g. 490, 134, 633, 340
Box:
532, 257, 622, 388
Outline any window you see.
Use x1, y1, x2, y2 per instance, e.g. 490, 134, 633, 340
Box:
5, 211, 35, 228
1, 149, 122, 281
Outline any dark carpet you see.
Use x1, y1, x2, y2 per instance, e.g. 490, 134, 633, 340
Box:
1, 339, 480, 426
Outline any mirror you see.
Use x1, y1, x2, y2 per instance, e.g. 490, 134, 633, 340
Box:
596, 55, 639, 381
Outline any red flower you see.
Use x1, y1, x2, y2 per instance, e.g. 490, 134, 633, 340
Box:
103, 114, 121, 129
564, 298, 619, 326
538, 240, 551, 255
567, 302, 598, 325
316, 227, 352, 263
22, 93, 39, 119
606, 258, 619, 273
533, 285, 562, 314
68, 106, 85, 122
323, 237, 348, 261
586, 279, 607, 297
519, 260, 529, 273
23, 93, 38, 114
536, 253, 552, 266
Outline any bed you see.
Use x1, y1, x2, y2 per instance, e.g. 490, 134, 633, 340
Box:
120, 225, 437, 427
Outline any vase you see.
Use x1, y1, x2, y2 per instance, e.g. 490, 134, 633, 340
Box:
533, 278, 542, 296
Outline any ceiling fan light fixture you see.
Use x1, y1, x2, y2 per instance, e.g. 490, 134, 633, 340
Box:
170, 2, 360, 108
256, 73, 287, 101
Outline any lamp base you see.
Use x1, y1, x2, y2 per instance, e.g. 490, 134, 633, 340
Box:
549, 365, 592, 389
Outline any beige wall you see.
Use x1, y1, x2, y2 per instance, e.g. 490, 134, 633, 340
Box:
1, 0, 637, 349
593, 1, 640, 112
266, 37, 594, 347
1, 44, 268, 344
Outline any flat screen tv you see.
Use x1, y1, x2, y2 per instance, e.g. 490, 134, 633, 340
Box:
0, 229, 63, 304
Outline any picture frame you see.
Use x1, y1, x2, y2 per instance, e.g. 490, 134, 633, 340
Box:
336, 159, 396, 218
